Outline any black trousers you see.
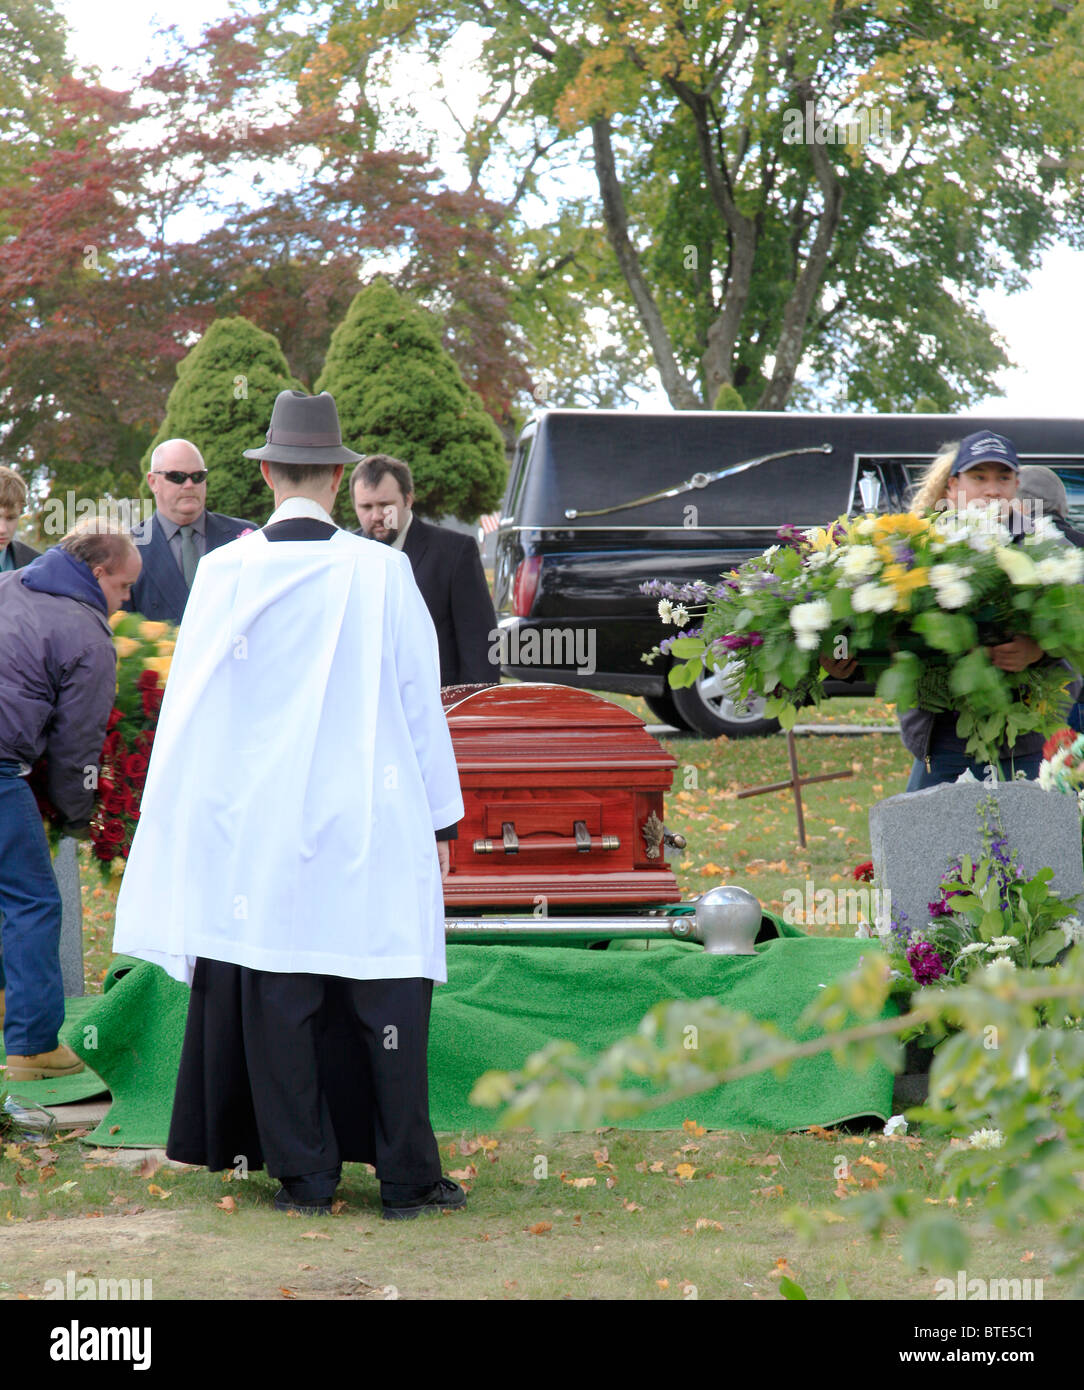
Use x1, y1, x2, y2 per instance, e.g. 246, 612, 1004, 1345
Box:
166, 960, 442, 1196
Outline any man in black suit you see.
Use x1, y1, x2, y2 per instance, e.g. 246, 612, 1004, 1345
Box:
127, 439, 253, 623
350, 454, 498, 687
0, 466, 39, 571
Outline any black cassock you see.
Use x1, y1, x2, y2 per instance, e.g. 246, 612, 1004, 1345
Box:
164, 516, 453, 1203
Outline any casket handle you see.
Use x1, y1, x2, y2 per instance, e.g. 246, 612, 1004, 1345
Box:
472, 824, 621, 855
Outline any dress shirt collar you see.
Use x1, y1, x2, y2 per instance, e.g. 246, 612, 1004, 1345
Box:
391, 511, 413, 551
158, 509, 206, 540
266, 496, 339, 528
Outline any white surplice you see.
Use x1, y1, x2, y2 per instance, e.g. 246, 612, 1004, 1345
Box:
113, 500, 463, 986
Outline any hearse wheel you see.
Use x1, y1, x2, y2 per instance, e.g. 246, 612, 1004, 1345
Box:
643, 689, 695, 732
669, 663, 782, 739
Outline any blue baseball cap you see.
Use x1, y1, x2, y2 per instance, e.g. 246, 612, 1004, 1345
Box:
949, 431, 1020, 477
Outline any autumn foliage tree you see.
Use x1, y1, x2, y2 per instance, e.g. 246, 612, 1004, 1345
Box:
315, 280, 507, 526
145, 317, 303, 526
277, 0, 1084, 413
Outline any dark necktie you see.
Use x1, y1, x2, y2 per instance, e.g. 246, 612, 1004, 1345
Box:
179, 525, 199, 588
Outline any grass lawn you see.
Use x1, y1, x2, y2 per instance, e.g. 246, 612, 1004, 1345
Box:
3, 695, 1061, 1301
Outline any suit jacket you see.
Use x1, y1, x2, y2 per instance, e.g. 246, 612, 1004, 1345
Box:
127, 510, 253, 624
7, 539, 40, 569
266, 515, 459, 842
395, 516, 497, 687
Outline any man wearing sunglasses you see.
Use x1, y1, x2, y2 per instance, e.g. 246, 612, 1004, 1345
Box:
127, 439, 253, 624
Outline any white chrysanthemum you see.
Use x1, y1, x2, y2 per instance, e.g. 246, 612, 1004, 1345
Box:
929, 562, 965, 586
1059, 916, 1084, 947
990, 936, 1018, 951
790, 599, 831, 634
855, 517, 877, 537
658, 599, 673, 622
968, 1128, 1005, 1150
935, 580, 972, 609
671, 604, 690, 627
957, 942, 988, 958
806, 550, 830, 570
985, 956, 1017, 978
1056, 548, 1084, 584
883, 1115, 908, 1136
839, 545, 881, 580
1034, 557, 1067, 585
852, 582, 895, 613
762, 544, 780, 561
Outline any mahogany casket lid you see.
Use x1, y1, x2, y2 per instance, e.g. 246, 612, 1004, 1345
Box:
441, 683, 676, 775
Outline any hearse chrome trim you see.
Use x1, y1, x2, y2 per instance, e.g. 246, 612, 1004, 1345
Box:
563, 443, 833, 520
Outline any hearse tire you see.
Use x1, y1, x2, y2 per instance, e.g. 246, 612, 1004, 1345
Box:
669, 668, 782, 740
643, 691, 695, 731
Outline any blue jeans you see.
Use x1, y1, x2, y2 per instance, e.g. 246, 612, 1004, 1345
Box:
0, 762, 64, 1054
906, 747, 1043, 791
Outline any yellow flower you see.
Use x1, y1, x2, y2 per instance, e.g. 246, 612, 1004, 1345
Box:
156, 640, 175, 657
883, 563, 930, 610
143, 656, 172, 681
110, 856, 126, 877
138, 621, 170, 641
108, 611, 128, 632
114, 636, 139, 660
874, 512, 928, 539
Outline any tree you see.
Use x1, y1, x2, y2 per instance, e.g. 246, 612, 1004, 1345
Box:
144, 316, 303, 526
283, 0, 1084, 413
314, 279, 507, 526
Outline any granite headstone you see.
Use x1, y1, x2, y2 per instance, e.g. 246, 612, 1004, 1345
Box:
870, 779, 1084, 937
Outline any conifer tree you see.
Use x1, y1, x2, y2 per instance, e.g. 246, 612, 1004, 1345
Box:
144, 316, 303, 524
315, 280, 507, 528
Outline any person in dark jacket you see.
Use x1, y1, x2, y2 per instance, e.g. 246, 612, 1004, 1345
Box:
0, 465, 40, 571
0, 522, 140, 1080
127, 439, 253, 624
350, 454, 498, 687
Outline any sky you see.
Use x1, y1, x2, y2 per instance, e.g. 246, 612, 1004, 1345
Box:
55, 0, 1084, 420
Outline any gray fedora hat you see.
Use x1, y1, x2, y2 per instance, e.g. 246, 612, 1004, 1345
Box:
243, 390, 365, 466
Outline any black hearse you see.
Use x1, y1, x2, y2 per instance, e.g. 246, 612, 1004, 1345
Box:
493, 410, 1084, 737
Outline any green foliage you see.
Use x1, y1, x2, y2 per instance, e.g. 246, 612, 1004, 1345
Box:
145, 317, 303, 527
712, 384, 746, 411
314, 280, 508, 527
472, 943, 1084, 1289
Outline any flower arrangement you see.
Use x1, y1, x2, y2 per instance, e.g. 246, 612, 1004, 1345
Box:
33, 614, 175, 881
1038, 728, 1084, 814
643, 504, 1084, 766
872, 797, 1080, 990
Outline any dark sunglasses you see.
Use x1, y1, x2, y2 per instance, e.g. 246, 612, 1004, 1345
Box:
153, 470, 208, 485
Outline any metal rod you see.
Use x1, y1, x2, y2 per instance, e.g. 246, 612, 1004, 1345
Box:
445, 915, 699, 945
786, 729, 807, 849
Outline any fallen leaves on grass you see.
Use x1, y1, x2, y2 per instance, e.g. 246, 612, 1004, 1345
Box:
146, 1184, 171, 1199
751, 1184, 784, 1199
527, 1222, 552, 1235
674, 1163, 696, 1181
682, 1120, 706, 1138
216, 1196, 236, 1214
560, 1173, 596, 1188
448, 1165, 477, 1181
138, 1156, 161, 1180
300, 1231, 331, 1240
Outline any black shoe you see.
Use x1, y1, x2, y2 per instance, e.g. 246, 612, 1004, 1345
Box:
273, 1186, 333, 1217
381, 1177, 467, 1222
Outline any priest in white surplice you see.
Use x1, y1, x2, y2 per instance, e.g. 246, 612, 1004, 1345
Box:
114, 390, 468, 1220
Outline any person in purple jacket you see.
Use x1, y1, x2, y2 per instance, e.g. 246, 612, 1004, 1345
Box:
0, 522, 140, 1080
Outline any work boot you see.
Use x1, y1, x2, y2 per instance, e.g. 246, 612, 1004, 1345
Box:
3, 1043, 84, 1081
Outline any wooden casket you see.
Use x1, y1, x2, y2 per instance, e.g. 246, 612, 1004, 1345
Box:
441, 684, 683, 909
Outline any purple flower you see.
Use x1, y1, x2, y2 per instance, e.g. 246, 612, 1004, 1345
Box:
928, 898, 954, 918
776, 524, 810, 550
907, 941, 947, 985
893, 542, 916, 565
716, 633, 764, 651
